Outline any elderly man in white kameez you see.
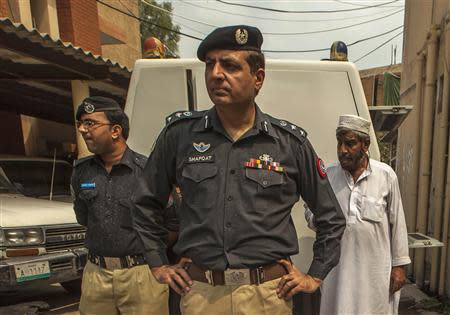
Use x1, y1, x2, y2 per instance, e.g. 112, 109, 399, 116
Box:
305, 114, 410, 315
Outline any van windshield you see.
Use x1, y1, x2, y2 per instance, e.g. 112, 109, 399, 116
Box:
0, 172, 17, 194
0, 160, 72, 198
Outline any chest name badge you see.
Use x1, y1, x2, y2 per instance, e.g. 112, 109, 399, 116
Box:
187, 155, 214, 163
80, 182, 96, 189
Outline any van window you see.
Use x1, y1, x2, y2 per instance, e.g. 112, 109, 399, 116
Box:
0, 161, 72, 198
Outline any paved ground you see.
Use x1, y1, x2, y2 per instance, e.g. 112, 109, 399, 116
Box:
0, 283, 79, 315
0, 282, 447, 315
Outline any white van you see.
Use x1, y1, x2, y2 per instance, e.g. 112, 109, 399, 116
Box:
124, 58, 379, 273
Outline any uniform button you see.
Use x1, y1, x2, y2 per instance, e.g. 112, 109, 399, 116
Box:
106, 195, 111, 200
262, 180, 268, 186
230, 169, 236, 175
227, 196, 233, 201
226, 222, 232, 228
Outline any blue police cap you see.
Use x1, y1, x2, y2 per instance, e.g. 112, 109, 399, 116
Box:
197, 25, 263, 61
76, 96, 122, 120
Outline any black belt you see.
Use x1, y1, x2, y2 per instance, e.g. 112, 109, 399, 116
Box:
88, 253, 146, 270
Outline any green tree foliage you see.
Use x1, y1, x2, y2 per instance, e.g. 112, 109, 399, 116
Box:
139, 1, 180, 56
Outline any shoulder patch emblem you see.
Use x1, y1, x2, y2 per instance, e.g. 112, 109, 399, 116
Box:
317, 158, 327, 179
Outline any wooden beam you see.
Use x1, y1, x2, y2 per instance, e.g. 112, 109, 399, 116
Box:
0, 59, 90, 80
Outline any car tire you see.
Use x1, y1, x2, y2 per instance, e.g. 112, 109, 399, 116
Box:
60, 278, 82, 294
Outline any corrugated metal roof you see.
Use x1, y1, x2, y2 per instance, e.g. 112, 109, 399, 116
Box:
0, 17, 131, 78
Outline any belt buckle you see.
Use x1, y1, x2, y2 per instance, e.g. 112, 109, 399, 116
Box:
104, 257, 122, 270
223, 268, 251, 286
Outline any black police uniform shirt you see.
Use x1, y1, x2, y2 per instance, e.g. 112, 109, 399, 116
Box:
133, 106, 346, 280
71, 146, 178, 257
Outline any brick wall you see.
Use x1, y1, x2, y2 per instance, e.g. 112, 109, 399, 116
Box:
0, 0, 9, 17
56, 0, 101, 54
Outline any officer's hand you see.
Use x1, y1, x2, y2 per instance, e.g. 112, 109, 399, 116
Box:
276, 259, 322, 300
151, 258, 193, 296
390, 266, 406, 294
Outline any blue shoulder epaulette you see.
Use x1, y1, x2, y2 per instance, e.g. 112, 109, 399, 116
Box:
133, 153, 147, 169
165, 110, 204, 127
267, 115, 308, 144
73, 155, 95, 167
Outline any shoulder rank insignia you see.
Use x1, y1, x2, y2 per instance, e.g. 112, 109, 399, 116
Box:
165, 110, 204, 127
133, 153, 147, 168
266, 115, 308, 143
73, 155, 95, 167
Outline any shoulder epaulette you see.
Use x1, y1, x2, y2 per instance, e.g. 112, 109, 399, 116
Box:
73, 155, 95, 167
165, 110, 204, 127
133, 152, 147, 168
267, 115, 308, 143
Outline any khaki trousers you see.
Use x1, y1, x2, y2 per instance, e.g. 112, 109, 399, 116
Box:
180, 278, 293, 315
79, 261, 169, 315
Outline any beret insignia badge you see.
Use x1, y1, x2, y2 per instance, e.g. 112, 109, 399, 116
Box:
235, 28, 248, 45
84, 102, 95, 113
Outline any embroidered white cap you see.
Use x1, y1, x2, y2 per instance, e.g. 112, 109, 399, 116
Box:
337, 114, 371, 135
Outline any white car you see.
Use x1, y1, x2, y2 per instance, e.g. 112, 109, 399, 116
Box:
0, 157, 87, 293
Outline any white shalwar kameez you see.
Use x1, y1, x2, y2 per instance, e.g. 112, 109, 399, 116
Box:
307, 159, 410, 315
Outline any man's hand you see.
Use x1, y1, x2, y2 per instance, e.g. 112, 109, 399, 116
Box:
276, 259, 322, 300
390, 266, 406, 294
151, 258, 193, 295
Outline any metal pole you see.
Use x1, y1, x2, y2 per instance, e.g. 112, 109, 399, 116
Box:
439, 13, 450, 296
414, 25, 440, 288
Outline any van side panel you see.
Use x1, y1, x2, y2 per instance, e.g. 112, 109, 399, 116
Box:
125, 66, 189, 155
125, 59, 379, 273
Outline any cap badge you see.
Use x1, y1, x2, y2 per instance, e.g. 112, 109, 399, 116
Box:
84, 102, 95, 113
235, 28, 248, 45
193, 142, 210, 153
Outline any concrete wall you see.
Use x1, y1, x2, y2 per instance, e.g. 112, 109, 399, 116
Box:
21, 116, 76, 158
397, 0, 450, 297
0, 111, 25, 155
97, 0, 141, 69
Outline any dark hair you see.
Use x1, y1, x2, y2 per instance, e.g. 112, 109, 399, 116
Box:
105, 110, 130, 140
246, 51, 265, 74
336, 128, 370, 146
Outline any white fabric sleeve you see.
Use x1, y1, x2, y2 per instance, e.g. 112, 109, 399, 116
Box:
304, 204, 317, 232
388, 172, 411, 267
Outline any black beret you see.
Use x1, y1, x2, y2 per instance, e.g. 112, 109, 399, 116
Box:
76, 96, 122, 120
197, 25, 263, 61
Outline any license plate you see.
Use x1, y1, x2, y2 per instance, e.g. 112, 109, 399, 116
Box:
14, 261, 50, 283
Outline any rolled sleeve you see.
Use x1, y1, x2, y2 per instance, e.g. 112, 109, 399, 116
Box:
296, 139, 346, 279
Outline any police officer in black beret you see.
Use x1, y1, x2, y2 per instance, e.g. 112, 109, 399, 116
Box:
133, 25, 346, 315
72, 96, 175, 315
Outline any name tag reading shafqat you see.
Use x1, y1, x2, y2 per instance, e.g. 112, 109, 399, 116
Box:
187, 155, 214, 163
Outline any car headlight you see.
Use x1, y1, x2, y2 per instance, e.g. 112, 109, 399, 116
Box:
3, 228, 44, 246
